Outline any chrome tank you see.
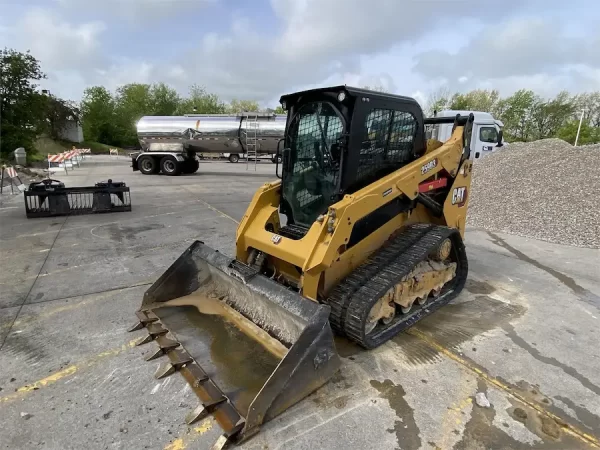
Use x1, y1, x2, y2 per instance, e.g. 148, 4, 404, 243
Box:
136, 115, 287, 154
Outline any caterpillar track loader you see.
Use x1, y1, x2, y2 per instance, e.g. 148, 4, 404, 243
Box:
130, 86, 474, 448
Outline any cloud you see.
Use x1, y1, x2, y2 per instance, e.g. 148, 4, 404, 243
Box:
7, 8, 106, 71
55, 0, 218, 20
2, 0, 598, 106
412, 16, 600, 95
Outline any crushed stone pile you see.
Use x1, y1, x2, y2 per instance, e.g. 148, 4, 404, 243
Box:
467, 138, 600, 249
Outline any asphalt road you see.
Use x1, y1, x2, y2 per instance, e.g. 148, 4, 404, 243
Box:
1, 156, 599, 450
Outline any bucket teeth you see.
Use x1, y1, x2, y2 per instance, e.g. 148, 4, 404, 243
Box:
147, 323, 168, 337
128, 311, 159, 332
145, 347, 165, 362
155, 362, 176, 379
156, 335, 179, 351
145, 335, 180, 361
128, 321, 145, 332
136, 334, 154, 346
211, 434, 230, 450
185, 405, 209, 425
154, 350, 193, 379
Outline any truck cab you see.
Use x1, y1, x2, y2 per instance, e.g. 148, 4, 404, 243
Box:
427, 110, 506, 160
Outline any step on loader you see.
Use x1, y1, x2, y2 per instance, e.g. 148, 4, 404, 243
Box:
130, 85, 479, 448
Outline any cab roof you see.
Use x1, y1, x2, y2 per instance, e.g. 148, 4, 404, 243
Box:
279, 85, 420, 107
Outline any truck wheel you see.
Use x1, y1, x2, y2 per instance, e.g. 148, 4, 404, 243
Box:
183, 159, 200, 174
272, 155, 282, 164
160, 155, 182, 176
139, 156, 158, 175
229, 154, 240, 163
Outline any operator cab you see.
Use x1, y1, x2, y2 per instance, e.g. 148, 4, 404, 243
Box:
278, 86, 426, 232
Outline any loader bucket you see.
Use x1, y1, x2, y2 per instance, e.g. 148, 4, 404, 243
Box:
130, 241, 341, 445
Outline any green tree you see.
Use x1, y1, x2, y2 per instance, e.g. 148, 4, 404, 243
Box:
150, 82, 181, 116
448, 89, 499, 112
530, 91, 575, 140
273, 105, 286, 114
175, 85, 227, 115
43, 94, 80, 141
0, 48, 47, 158
557, 120, 600, 145
425, 87, 451, 116
227, 99, 259, 114
80, 86, 119, 145
496, 89, 537, 141
114, 83, 153, 146
574, 92, 600, 128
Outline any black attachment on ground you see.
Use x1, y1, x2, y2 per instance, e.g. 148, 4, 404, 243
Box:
24, 178, 132, 218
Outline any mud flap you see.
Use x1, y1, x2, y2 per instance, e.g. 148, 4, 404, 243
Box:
130, 241, 341, 445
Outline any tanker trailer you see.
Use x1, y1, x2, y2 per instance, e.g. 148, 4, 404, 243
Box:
132, 113, 286, 175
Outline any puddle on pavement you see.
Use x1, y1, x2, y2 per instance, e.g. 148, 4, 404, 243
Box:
411, 294, 527, 350
154, 293, 285, 416
453, 379, 589, 450
465, 279, 496, 295
370, 379, 421, 450
554, 395, 600, 435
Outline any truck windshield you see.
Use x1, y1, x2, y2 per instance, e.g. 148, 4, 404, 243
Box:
283, 101, 344, 228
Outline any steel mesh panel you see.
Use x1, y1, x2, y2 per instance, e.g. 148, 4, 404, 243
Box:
285, 103, 343, 226
24, 185, 132, 218
358, 109, 417, 181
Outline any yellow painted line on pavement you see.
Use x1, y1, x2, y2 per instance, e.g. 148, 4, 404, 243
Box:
409, 328, 600, 448
438, 373, 473, 449
164, 419, 214, 450
0, 339, 139, 403
197, 198, 240, 225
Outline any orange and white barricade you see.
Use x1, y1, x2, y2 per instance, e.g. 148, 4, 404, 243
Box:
48, 153, 68, 174
109, 148, 119, 158
63, 150, 79, 168
0, 165, 26, 194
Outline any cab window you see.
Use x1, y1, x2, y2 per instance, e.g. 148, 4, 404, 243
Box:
480, 126, 498, 143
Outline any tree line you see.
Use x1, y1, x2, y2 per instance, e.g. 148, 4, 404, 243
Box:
2, 47, 599, 162
426, 88, 600, 145
80, 84, 275, 148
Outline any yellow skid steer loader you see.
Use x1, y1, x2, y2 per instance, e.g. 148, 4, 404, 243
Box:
130, 85, 478, 447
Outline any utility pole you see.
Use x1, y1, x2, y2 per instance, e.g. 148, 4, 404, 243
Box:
574, 109, 585, 147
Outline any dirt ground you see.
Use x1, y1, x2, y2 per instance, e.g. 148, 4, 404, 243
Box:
1, 155, 599, 450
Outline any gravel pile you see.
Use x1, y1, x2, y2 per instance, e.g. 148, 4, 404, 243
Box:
467, 138, 600, 249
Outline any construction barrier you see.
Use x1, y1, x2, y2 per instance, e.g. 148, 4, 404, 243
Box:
47, 148, 92, 175
109, 148, 119, 158
48, 153, 68, 175
0, 165, 26, 194
24, 179, 132, 218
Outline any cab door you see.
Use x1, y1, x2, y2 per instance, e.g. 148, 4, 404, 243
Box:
472, 124, 500, 159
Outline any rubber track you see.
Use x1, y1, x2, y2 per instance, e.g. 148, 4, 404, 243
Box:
325, 223, 468, 348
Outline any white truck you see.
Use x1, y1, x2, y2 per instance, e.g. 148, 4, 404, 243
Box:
427, 110, 506, 160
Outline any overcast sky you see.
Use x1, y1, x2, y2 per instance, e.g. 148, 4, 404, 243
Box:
1, 0, 598, 108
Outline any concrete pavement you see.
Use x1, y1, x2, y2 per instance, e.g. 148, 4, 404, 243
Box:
1, 155, 598, 450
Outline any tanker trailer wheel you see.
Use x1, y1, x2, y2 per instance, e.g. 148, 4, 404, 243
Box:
272, 154, 282, 164
229, 154, 240, 163
160, 155, 182, 176
183, 158, 200, 174
139, 155, 158, 175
